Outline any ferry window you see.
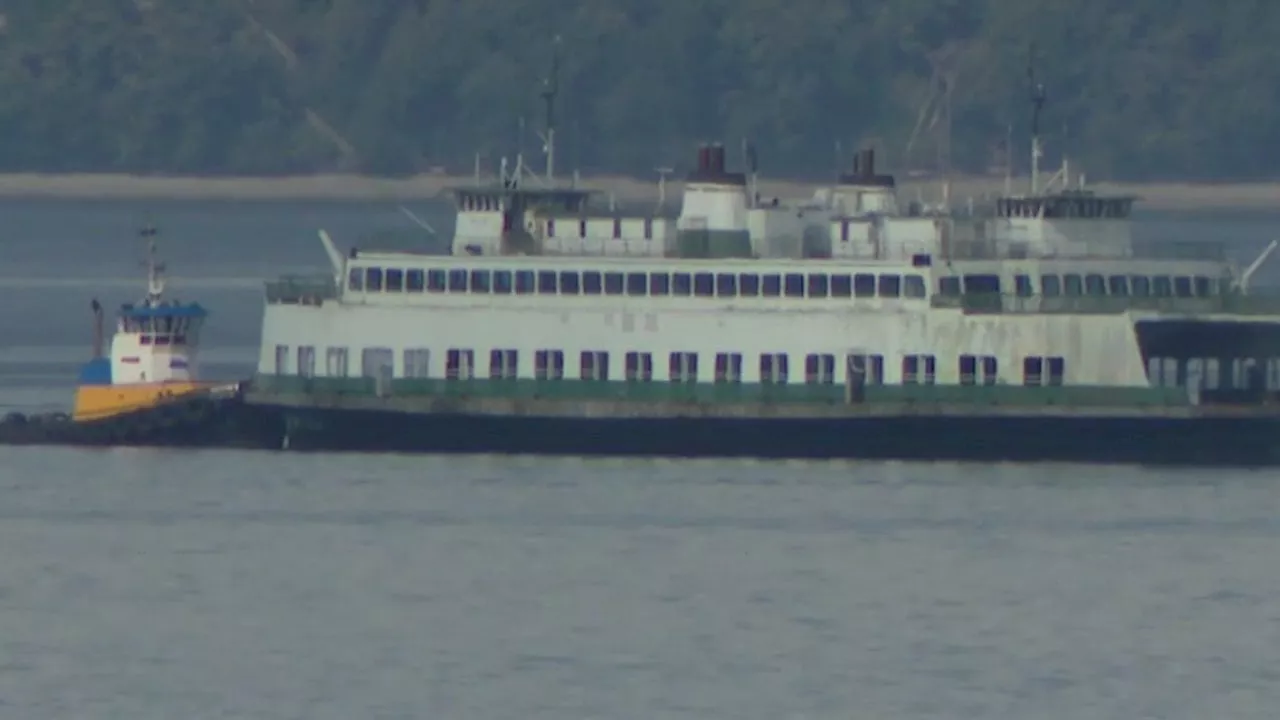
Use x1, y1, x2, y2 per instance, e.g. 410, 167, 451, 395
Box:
470, 270, 491, 293
1023, 356, 1043, 386
849, 354, 885, 384
1193, 276, 1212, 297
643, 218, 653, 240
538, 270, 558, 294
1047, 357, 1065, 386
669, 352, 698, 383
365, 267, 383, 292
1131, 275, 1151, 296
959, 355, 977, 385
1014, 274, 1033, 297
559, 271, 580, 295
1041, 274, 1061, 296
936, 276, 960, 297
830, 274, 852, 297
515, 270, 536, 294
739, 273, 760, 296
488, 269, 509, 292
693, 272, 714, 297
347, 268, 364, 291
923, 355, 936, 384
673, 272, 693, 296
714, 353, 743, 383
385, 268, 404, 292
627, 272, 647, 295
406, 269, 425, 292
445, 348, 474, 380
716, 273, 737, 297
878, 275, 901, 298
1085, 274, 1106, 296
546, 219, 555, 237
649, 273, 669, 295
583, 271, 602, 294
625, 352, 654, 381
612, 218, 622, 239
808, 274, 829, 298
784, 273, 804, 297
1173, 276, 1193, 298
448, 269, 467, 292
325, 347, 349, 377
761, 274, 781, 296
604, 272, 625, 295
981, 356, 997, 385
904, 275, 927, 298
1152, 276, 1173, 297
580, 350, 609, 381
760, 353, 789, 384
488, 349, 518, 379
274, 344, 289, 375
804, 353, 836, 384
427, 269, 446, 292
963, 274, 1001, 294
402, 348, 430, 378
855, 274, 878, 297
902, 355, 919, 384
1063, 274, 1083, 296
1108, 275, 1129, 296
534, 350, 565, 380
579, 220, 587, 238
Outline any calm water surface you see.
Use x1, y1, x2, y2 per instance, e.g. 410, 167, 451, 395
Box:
1, 200, 1279, 718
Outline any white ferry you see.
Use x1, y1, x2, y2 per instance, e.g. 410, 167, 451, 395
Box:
244, 102, 1280, 464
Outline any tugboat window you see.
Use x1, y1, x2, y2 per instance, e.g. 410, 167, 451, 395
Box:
784, 273, 805, 297
716, 273, 737, 297
830, 274, 852, 297
469, 270, 490, 293
648, 273, 669, 295
878, 275, 901, 298
672, 273, 692, 296
384, 268, 404, 292
538, 270, 558, 294
427, 269, 446, 292
1063, 274, 1083, 296
693, 273, 714, 297
559, 271, 580, 295
447, 269, 467, 292
492, 270, 512, 294
1041, 275, 1061, 296
603, 272, 625, 295
365, 267, 383, 292
515, 270, 536, 294
1085, 274, 1106, 296
1108, 275, 1129, 296
582, 271, 602, 294
808, 274, 829, 298
761, 274, 782, 297
406, 269, 424, 292
627, 272, 648, 295
855, 274, 878, 297
739, 273, 761, 296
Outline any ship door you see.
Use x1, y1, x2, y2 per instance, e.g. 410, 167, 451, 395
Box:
361, 347, 395, 397
844, 353, 867, 404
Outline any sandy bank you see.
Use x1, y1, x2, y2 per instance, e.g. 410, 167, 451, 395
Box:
0, 172, 1272, 212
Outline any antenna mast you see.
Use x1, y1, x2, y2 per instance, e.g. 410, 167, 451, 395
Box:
537, 36, 562, 185
141, 223, 165, 303
1027, 44, 1046, 195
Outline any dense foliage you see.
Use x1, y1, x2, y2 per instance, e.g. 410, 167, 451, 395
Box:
0, 0, 1276, 180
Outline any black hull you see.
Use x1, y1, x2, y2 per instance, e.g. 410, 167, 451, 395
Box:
0, 394, 285, 450
276, 406, 1280, 467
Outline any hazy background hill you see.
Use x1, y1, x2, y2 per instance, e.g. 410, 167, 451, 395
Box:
0, 0, 1276, 182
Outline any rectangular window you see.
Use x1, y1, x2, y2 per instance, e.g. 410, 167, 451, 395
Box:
716, 273, 737, 297
406, 269, 425, 292
1014, 275, 1033, 297
1130, 275, 1150, 297
558, 271, 580, 295
515, 270, 536, 294
714, 352, 743, 383
447, 269, 467, 292
625, 352, 653, 381
738, 273, 760, 296
1047, 356, 1065, 386
693, 272, 714, 297
959, 354, 977, 385
1152, 276, 1173, 297
808, 274, 829, 298
488, 349, 518, 379
1041, 275, 1061, 296
325, 347, 348, 377
583, 272, 602, 294
627, 272, 647, 295
1108, 275, 1129, 296
830, 274, 852, 297
538, 270, 558, 294
904, 275, 927, 298
445, 348, 474, 380
296, 346, 315, 377
274, 344, 289, 375
1173, 276, 1194, 298
759, 353, 789, 384
580, 351, 609, 381
878, 275, 901, 298
469, 270, 491, 293
365, 267, 383, 292
361, 347, 394, 378
649, 273, 670, 295
384, 269, 404, 292
936, 276, 960, 297
604, 272, 625, 295
669, 352, 698, 383
784, 273, 805, 297
848, 354, 885, 384
1085, 274, 1106, 296
492, 270, 512, 294
672, 273, 692, 296
981, 356, 997, 386
402, 348, 430, 378
427, 269, 447, 292
347, 268, 364, 291
902, 354, 936, 385
1023, 356, 1043, 386
534, 350, 565, 380
804, 353, 836, 384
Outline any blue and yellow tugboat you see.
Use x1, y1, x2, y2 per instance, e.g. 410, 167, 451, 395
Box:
0, 226, 284, 449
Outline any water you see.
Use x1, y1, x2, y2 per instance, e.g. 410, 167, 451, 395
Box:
2, 200, 1280, 718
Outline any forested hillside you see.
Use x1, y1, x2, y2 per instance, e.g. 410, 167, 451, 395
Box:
0, 0, 1276, 180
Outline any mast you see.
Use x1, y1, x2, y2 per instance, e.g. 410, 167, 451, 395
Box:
1027, 45, 1046, 195
537, 36, 562, 185
141, 224, 165, 303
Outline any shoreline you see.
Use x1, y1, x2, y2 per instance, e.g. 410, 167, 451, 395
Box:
0, 172, 1272, 212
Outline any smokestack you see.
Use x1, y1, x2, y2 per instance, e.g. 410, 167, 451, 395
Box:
90, 298, 104, 358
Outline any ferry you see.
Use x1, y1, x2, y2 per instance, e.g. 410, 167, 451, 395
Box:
0, 227, 281, 449
243, 90, 1280, 465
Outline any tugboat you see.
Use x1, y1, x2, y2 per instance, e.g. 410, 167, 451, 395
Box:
0, 226, 284, 449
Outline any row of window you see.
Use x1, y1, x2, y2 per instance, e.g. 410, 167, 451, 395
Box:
1147, 356, 1280, 391
275, 346, 1068, 387
347, 266, 931, 300
939, 272, 1222, 299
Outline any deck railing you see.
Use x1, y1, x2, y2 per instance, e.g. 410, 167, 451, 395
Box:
932, 291, 1280, 316
265, 275, 338, 306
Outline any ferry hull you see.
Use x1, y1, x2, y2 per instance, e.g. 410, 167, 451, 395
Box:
73, 381, 212, 422
269, 405, 1280, 467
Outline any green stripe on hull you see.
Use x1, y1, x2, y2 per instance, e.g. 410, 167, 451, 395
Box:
251, 375, 1190, 408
